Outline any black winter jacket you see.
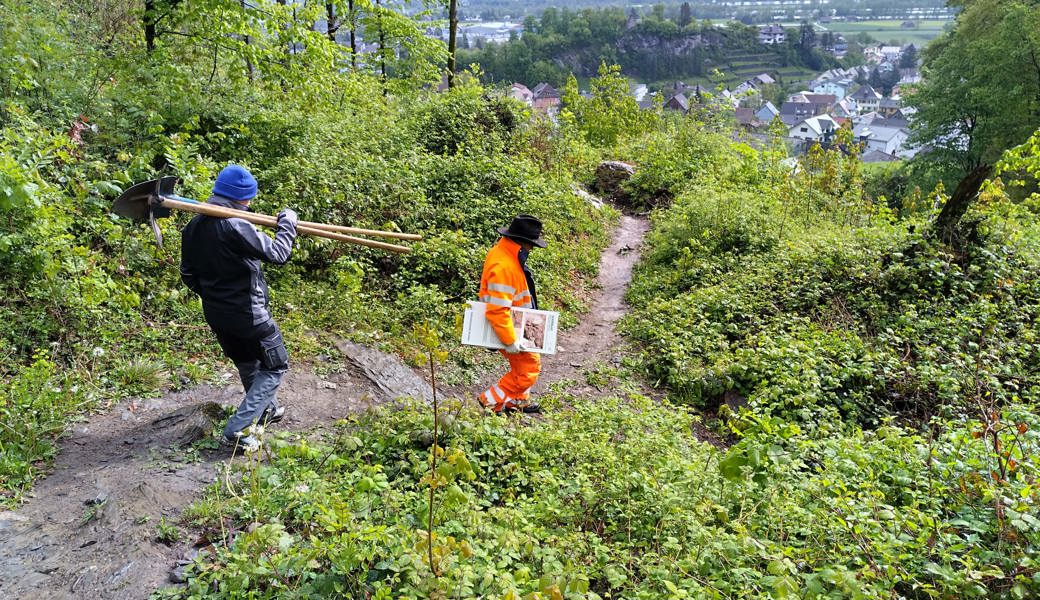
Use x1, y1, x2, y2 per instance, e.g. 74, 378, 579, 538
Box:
180, 196, 297, 325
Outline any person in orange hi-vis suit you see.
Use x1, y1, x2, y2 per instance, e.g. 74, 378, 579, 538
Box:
478, 215, 547, 414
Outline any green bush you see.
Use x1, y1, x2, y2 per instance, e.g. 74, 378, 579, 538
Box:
0, 356, 81, 500
165, 396, 1040, 599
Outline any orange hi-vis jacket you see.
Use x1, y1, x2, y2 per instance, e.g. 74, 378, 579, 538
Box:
479, 237, 534, 346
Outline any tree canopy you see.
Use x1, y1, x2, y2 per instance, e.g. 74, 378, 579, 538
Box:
907, 0, 1040, 177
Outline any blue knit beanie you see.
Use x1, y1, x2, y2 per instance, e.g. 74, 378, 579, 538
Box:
212, 164, 257, 201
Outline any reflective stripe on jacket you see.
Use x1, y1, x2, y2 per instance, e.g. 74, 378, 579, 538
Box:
479, 237, 534, 346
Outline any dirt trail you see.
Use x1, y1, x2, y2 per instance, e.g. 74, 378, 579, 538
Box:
535, 214, 650, 391
0, 212, 651, 600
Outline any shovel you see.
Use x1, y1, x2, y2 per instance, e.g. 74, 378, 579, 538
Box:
112, 177, 419, 253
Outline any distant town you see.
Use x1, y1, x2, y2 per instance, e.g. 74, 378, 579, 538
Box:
488, 25, 924, 162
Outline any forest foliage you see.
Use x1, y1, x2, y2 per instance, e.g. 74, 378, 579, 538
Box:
2, 1, 1040, 599
458, 7, 840, 87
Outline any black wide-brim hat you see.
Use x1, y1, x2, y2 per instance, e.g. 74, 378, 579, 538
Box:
497, 214, 547, 248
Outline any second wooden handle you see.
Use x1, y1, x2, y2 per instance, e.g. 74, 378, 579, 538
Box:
161, 198, 412, 254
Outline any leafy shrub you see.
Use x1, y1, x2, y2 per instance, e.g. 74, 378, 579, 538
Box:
624, 125, 1040, 430
412, 85, 523, 156
166, 396, 1040, 599
0, 355, 81, 503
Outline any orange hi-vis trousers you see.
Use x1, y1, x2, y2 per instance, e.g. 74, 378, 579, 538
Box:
481, 350, 541, 412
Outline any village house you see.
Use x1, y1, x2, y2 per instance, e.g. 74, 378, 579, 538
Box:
896, 106, 917, 120
878, 97, 903, 119
756, 101, 780, 124
670, 81, 709, 101
719, 89, 740, 109
810, 69, 845, 88
880, 45, 903, 62
851, 112, 917, 158
853, 121, 911, 157
831, 97, 859, 118
832, 35, 848, 57
802, 93, 837, 106
863, 45, 903, 64
899, 68, 921, 85
732, 80, 758, 97
734, 108, 757, 130
758, 24, 786, 45
664, 92, 690, 114
779, 99, 831, 127
509, 83, 533, 106
531, 83, 561, 113
849, 85, 882, 114
813, 78, 854, 100
730, 73, 777, 107
752, 73, 776, 87
788, 114, 839, 145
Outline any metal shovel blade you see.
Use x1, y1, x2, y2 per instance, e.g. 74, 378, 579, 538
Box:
111, 177, 178, 222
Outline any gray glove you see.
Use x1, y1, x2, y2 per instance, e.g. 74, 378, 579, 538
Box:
503, 340, 527, 354
277, 208, 298, 228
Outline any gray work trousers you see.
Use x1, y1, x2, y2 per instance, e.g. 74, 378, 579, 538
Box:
206, 315, 289, 438
223, 359, 286, 437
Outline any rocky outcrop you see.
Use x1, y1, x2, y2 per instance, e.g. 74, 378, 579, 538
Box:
593, 161, 636, 205
571, 184, 605, 209
150, 402, 224, 446
617, 30, 725, 55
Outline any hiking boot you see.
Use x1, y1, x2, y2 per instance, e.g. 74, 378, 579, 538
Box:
503, 402, 542, 414
259, 405, 285, 425
221, 433, 261, 453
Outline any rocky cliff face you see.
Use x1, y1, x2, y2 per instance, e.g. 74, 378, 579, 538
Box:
550, 29, 732, 79
617, 29, 726, 56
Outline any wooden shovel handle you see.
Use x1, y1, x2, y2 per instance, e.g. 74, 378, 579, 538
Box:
297, 220, 421, 241
160, 198, 412, 254
164, 195, 421, 241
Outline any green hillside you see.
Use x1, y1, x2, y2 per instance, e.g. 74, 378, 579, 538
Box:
3, 1, 1040, 599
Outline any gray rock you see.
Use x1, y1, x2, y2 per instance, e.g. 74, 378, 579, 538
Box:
150, 402, 224, 447
723, 389, 748, 412
594, 161, 636, 203
571, 184, 605, 209
336, 341, 434, 402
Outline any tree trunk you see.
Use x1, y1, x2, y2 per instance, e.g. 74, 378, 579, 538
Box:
144, 0, 183, 52
326, 2, 337, 43
376, 0, 386, 88
446, 0, 458, 87
932, 164, 992, 245
241, 0, 255, 82
144, 0, 156, 51
348, 0, 357, 70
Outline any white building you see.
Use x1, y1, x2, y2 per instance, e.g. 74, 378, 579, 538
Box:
832, 97, 859, 118
758, 24, 786, 45
849, 85, 882, 114
788, 115, 839, 143
509, 83, 533, 106
854, 122, 911, 157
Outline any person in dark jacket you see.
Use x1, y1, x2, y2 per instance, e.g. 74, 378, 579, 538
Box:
180, 164, 298, 452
